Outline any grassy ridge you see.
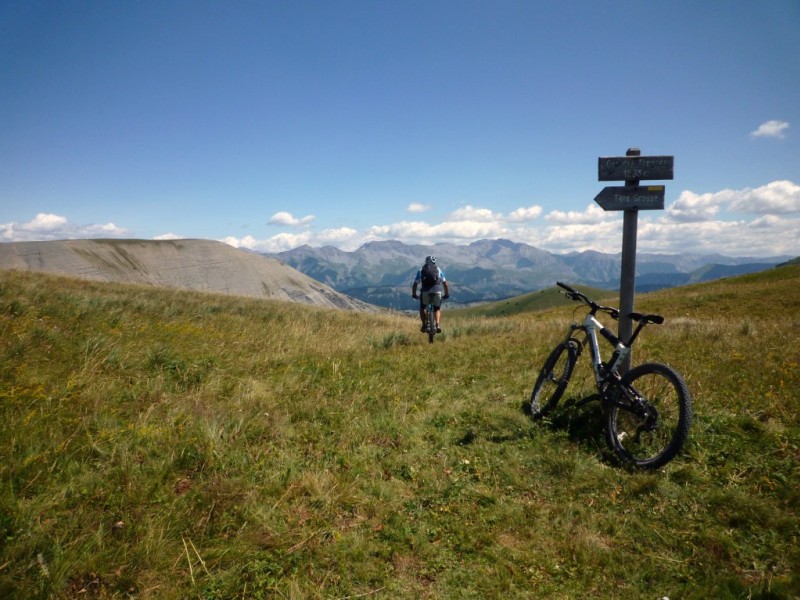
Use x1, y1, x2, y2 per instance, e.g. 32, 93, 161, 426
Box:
453, 284, 616, 318
1, 267, 799, 599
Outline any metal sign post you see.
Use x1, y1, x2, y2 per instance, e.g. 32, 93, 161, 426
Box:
595, 148, 673, 373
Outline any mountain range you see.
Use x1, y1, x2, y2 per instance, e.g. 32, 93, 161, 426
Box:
270, 239, 792, 309
1, 238, 790, 313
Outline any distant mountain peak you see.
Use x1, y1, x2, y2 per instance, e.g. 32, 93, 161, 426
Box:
267, 238, 790, 309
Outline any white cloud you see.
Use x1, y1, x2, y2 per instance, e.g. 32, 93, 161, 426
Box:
221, 226, 361, 253
366, 221, 432, 240
731, 180, 800, 214
6, 181, 798, 258
316, 227, 360, 246
366, 219, 504, 244
268, 211, 315, 227
666, 180, 800, 222
434, 220, 506, 240
504, 186, 797, 257
545, 203, 615, 225
749, 214, 783, 229
635, 216, 799, 256
750, 120, 790, 139
154, 232, 184, 240
666, 190, 723, 222
507, 205, 543, 222
448, 204, 544, 226
0, 213, 131, 242
26, 213, 67, 231
449, 205, 501, 222
538, 220, 623, 254
223, 231, 313, 253
263, 232, 313, 251
407, 202, 430, 213
222, 235, 261, 249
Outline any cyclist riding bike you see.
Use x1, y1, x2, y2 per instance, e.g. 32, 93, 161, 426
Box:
411, 256, 450, 334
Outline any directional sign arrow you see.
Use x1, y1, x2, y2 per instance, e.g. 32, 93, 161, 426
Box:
598, 156, 674, 181
594, 186, 665, 211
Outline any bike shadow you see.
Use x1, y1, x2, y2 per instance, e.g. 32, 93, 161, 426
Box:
450, 396, 608, 450
521, 395, 607, 449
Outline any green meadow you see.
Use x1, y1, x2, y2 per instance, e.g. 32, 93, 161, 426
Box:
1, 266, 798, 599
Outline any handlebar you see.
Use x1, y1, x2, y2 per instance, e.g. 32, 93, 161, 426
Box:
557, 281, 619, 320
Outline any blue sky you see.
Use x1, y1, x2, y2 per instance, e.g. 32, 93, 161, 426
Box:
2, 0, 798, 257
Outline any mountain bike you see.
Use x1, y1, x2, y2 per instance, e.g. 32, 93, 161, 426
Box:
530, 282, 692, 469
422, 292, 446, 343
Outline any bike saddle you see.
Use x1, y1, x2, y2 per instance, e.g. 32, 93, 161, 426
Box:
629, 312, 664, 325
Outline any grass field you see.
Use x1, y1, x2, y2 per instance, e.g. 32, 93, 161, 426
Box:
453, 284, 616, 318
1, 266, 798, 599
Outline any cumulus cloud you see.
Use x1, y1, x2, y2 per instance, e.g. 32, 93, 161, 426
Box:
407, 202, 430, 213
750, 120, 790, 139
222, 235, 262, 249
6, 181, 798, 258
204, 178, 798, 259
223, 226, 361, 253
224, 232, 311, 253
0, 213, 131, 242
316, 227, 360, 246
732, 180, 800, 214
366, 219, 506, 245
152, 183, 800, 258
666, 190, 723, 222
666, 180, 800, 222
364, 203, 544, 245
507, 205, 543, 222
23, 213, 67, 231
545, 203, 615, 225
635, 216, 799, 256
268, 211, 315, 227
537, 220, 623, 254
449, 205, 502, 222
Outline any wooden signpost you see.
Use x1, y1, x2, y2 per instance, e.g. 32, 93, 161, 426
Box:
594, 185, 665, 211
598, 155, 673, 181
595, 148, 673, 372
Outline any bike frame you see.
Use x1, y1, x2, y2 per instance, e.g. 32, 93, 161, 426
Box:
564, 313, 631, 387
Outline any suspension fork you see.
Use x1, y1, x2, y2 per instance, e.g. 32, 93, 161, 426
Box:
560, 324, 586, 362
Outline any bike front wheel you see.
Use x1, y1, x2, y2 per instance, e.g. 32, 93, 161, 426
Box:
530, 341, 578, 418
605, 362, 692, 469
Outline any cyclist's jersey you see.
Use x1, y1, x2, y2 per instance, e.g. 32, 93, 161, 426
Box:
414, 268, 446, 294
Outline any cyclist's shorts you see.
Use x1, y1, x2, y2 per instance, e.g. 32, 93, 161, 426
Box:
421, 291, 443, 308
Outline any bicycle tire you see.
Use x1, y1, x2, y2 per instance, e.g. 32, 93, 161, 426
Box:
530, 341, 578, 418
427, 306, 436, 343
605, 362, 692, 469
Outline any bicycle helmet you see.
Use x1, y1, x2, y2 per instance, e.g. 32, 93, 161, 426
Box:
425, 255, 436, 264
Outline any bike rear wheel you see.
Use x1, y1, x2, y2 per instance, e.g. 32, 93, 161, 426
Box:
427, 306, 436, 343
605, 362, 692, 469
530, 341, 578, 418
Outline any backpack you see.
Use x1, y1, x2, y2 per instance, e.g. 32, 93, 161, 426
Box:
421, 262, 440, 286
